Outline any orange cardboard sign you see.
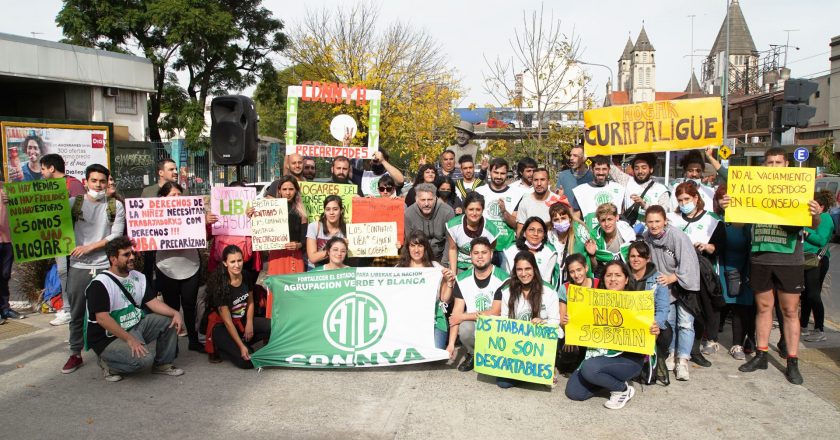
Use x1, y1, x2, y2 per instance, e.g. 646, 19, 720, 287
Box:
351, 197, 405, 245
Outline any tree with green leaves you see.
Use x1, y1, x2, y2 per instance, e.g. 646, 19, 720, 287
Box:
57, 0, 287, 144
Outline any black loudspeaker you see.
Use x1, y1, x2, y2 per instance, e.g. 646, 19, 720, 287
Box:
210, 95, 259, 165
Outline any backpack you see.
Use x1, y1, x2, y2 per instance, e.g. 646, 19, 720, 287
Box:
70, 195, 116, 224
696, 250, 725, 309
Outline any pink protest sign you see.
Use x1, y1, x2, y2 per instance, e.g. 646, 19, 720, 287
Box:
211, 187, 256, 236
126, 196, 207, 251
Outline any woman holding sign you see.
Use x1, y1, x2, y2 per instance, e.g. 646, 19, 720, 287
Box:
155, 182, 209, 353
396, 230, 455, 350
565, 261, 664, 409
496, 251, 564, 389
266, 176, 307, 275
203, 245, 271, 368
306, 195, 347, 270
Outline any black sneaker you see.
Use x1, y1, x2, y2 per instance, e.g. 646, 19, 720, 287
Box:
4, 309, 25, 319
785, 358, 803, 385
690, 352, 712, 367
188, 341, 206, 353
457, 353, 474, 372
739, 350, 769, 372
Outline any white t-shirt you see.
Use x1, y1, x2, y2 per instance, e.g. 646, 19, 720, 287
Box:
498, 282, 564, 337
475, 185, 527, 250
453, 266, 508, 313
501, 242, 559, 286
516, 192, 565, 225
573, 182, 625, 230
667, 211, 720, 245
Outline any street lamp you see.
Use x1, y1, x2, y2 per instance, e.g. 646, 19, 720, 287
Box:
570, 59, 614, 92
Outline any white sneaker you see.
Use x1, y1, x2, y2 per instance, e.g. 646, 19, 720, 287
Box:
700, 339, 720, 355
152, 364, 185, 376
98, 358, 122, 382
800, 327, 810, 337
604, 383, 635, 409
675, 359, 690, 381
50, 311, 71, 326
665, 352, 675, 371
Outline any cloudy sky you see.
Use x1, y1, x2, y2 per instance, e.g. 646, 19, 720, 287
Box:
2, 0, 837, 106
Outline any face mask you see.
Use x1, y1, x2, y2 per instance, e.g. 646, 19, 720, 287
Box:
438, 190, 452, 199
680, 202, 696, 215
689, 178, 702, 186
553, 220, 571, 234
87, 189, 106, 200
525, 240, 542, 250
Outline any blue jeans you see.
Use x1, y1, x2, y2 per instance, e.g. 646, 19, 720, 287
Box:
434, 327, 448, 350
565, 354, 643, 401
99, 313, 179, 374
668, 302, 695, 359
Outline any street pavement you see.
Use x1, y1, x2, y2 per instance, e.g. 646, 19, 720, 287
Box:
2, 311, 840, 439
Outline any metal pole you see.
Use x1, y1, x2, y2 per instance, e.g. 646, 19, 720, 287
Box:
689, 14, 696, 93
722, 0, 730, 144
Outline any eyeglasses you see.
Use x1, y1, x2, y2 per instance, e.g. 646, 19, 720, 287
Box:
378, 185, 394, 192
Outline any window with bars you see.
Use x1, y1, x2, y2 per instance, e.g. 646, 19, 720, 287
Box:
115, 90, 137, 114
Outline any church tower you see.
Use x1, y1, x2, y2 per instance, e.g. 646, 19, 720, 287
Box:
617, 37, 634, 92
630, 26, 655, 103
701, 0, 759, 95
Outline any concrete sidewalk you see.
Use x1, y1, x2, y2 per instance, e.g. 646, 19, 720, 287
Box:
1, 313, 839, 440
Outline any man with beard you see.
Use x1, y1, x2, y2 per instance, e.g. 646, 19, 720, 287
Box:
572, 155, 625, 231
607, 153, 671, 225
512, 157, 537, 192
86, 236, 185, 382
351, 149, 405, 197
142, 158, 188, 197
475, 158, 525, 252
446, 237, 505, 371
284, 153, 306, 182
302, 157, 317, 180
454, 155, 484, 201
515, 168, 565, 234
556, 145, 593, 212
404, 183, 455, 266
446, 121, 479, 167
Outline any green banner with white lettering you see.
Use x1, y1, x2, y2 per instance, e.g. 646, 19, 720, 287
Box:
251, 267, 448, 368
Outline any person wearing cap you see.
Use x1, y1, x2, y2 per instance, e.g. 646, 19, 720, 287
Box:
446, 121, 480, 167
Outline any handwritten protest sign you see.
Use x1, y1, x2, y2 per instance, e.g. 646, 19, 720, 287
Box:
347, 222, 398, 257
351, 197, 405, 245
566, 285, 655, 355
725, 166, 815, 227
211, 187, 255, 236
285, 82, 381, 158
299, 181, 356, 223
251, 198, 291, 251
583, 97, 722, 155
474, 316, 559, 385
126, 196, 207, 251
4, 179, 74, 262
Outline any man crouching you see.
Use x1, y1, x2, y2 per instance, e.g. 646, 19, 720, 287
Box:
85, 236, 185, 382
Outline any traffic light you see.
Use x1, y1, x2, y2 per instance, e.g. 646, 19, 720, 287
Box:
781, 79, 818, 128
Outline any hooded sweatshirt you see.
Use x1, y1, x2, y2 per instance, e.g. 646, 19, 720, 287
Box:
643, 225, 700, 292
628, 262, 670, 328
404, 199, 455, 266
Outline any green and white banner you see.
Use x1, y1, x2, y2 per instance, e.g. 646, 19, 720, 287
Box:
251, 267, 448, 369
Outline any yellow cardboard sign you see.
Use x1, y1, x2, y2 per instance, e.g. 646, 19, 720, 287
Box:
725, 166, 815, 227
474, 316, 559, 385
565, 285, 655, 355
583, 97, 722, 155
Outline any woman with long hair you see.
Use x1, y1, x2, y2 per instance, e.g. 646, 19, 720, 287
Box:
564, 253, 599, 289
155, 181, 205, 352
312, 237, 349, 271
203, 245, 271, 368
503, 216, 559, 287
306, 195, 347, 269
496, 251, 564, 389
266, 176, 308, 275
669, 181, 726, 356
566, 260, 665, 409
547, 202, 591, 283
800, 189, 834, 342
643, 205, 701, 381
404, 164, 439, 206
396, 230, 455, 350
446, 191, 500, 272
437, 177, 464, 215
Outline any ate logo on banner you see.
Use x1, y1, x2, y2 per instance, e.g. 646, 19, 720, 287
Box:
595, 191, 613, 206
323, 292, 388, 351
